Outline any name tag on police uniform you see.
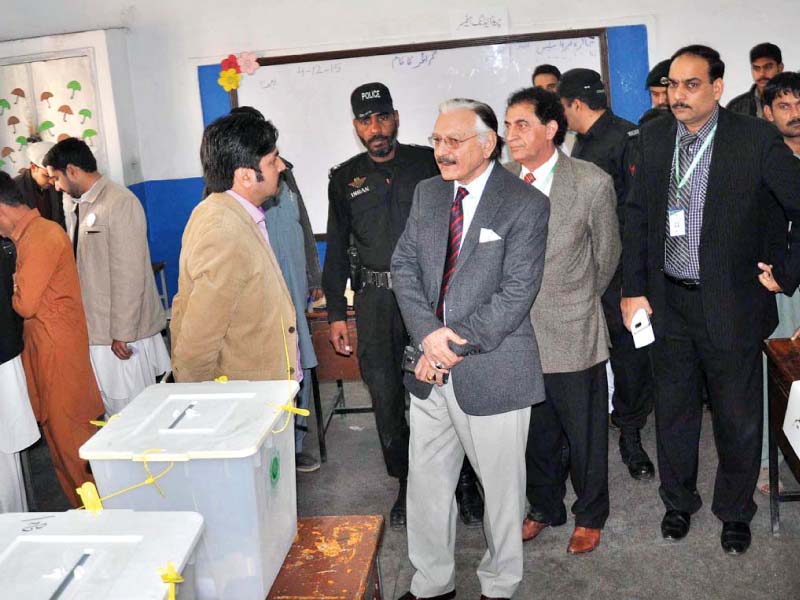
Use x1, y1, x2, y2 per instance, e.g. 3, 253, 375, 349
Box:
668, 209, 686, 237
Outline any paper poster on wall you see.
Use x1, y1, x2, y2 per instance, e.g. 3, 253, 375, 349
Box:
30, 56, 105, 172
0, 54, 106, 177
0, 63, 35, 175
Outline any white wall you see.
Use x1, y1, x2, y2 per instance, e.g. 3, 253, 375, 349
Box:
3, 0, 798, 186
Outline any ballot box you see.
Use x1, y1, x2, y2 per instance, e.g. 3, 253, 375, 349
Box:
80, 380, 300, 600
0, 510, 203, 599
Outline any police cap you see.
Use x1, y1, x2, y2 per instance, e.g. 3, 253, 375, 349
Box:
350, 82, 394, 119
558, 68, 606, 101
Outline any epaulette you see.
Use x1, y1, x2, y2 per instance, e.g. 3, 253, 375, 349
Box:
328, 153, 363, 179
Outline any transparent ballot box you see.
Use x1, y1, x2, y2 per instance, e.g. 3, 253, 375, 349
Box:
0, 510, 203, 599
80, 380, 299, 600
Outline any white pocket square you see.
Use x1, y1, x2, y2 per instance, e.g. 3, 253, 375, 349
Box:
479, 228, 502, 243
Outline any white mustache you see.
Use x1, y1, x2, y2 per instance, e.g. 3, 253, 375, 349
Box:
437, 157, 457, 165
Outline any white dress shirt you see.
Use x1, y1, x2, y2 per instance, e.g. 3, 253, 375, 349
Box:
453, 161, 495, 251
519, 149, 559, 198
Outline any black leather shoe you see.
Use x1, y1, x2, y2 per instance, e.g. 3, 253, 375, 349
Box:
455, 462, 484, 528
619, 429, 655, 481
661, 510, 691, 541
720, 521, 751, 555
390, 479, 407, 530
396, 590, 456, 600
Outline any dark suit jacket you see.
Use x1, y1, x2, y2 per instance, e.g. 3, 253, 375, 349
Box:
622, 108, 800, 350
15, 169, 65, 230
0, 237, 23, 364
391, 163, 549, 415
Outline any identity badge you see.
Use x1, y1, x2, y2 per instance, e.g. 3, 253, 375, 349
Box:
668, 208, 686, 237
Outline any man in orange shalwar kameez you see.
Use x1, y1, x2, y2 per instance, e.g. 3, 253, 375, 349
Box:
0, 171, 103, 507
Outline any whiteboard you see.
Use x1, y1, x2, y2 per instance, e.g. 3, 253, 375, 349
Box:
237, 32, 606, 232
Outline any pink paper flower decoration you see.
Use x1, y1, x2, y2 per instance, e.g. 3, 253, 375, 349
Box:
239, 52, 259, 76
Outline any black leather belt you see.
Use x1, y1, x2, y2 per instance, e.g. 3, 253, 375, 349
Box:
363, 268, 393, 289
665, 273, 701, 289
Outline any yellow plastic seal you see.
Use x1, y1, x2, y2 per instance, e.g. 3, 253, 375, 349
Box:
76, 482, 103, 515
214, 375, 229, 383
90, 414, 120, 427
158, 561, 184, 600
279, 404, 310, 417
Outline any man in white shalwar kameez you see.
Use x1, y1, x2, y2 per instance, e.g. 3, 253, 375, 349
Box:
44, 138, 170, 415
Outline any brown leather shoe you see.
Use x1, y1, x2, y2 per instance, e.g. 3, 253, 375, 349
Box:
396, 590, 455, 600
522, 517, 549, 542
567, 526, 601, 554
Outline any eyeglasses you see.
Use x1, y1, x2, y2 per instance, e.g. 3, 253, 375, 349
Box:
427, 133, 479, 149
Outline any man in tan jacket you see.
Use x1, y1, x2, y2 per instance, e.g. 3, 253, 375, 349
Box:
170, 113, 297, 383
44, 139, 169, 415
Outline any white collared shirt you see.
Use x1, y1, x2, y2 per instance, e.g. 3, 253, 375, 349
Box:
519, 149, 559, 197
453, 160, 495, 252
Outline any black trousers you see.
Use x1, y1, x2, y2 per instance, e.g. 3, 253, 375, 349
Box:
603, 270, 654, 431
525, 362, 609, 529
354, 284, 410, 480
652, 280, 762, 523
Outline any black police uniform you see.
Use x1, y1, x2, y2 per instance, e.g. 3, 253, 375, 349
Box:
1, 237, 23, 366
572, 110, 654, 437
323, 143, 438, 480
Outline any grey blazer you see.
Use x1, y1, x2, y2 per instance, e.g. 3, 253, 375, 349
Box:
505, 153, 620, 374
391, 162, 550, 416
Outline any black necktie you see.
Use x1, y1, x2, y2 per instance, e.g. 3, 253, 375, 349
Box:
73, 203, 80, 257
664, 133, 698, 276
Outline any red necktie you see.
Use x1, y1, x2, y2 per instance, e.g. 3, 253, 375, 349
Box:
524, 172, 535, 185
436, 186, 468, 320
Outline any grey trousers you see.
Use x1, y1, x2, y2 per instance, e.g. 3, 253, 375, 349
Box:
407, 377, 530, 598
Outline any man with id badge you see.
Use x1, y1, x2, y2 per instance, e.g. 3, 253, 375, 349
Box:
621, 45, 800, 555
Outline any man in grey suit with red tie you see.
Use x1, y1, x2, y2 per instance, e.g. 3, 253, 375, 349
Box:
392, 99, 549, 600
504, 87, 621, 554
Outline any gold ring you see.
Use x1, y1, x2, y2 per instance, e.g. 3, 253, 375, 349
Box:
427, 375, 435, 382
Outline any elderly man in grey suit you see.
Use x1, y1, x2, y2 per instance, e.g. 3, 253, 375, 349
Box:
392, 98, 549, 600
504, 87, 620, 554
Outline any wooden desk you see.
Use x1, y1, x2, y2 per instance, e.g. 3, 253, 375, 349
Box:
267, 515, 384, 600
307, 310, 373, 463
762, 339, 800, 534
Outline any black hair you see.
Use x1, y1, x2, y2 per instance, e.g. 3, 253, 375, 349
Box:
764, 71, 800, 107
506, 87, 568, 147
750, 42, 782, 65
532, 64, 561, 81
230, 106, 265, 119
0, 171, 23, 206
200, 113, 279, 193
671, 44, 725, 81
42, 137, 97, 173
470, 100, 505, 160
579, 92, 607, 111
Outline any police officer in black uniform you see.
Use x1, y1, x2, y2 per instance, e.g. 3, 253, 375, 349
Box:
639, 59, 672, 125
558, 68, 656, 482
323, 83, 484, 529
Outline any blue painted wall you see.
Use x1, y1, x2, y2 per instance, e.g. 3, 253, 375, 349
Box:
139, 24, 651, 302
607, 25, 651, 124
130, 177, 205, 301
